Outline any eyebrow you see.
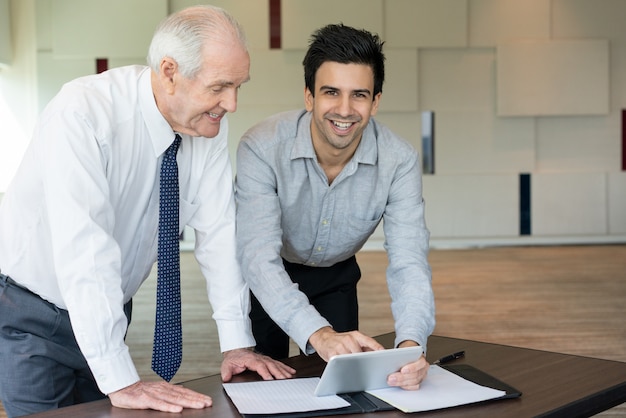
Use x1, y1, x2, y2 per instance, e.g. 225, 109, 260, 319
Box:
209, 76, 251, 88
319, 85, 371, 96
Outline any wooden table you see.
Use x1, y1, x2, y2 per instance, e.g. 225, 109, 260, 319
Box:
24, 334, 626, 417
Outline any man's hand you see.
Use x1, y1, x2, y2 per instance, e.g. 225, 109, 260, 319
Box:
221, 347, 296, 381
386, 340, 428, 390
308, 327, 384, 361
109, 380, 212, 413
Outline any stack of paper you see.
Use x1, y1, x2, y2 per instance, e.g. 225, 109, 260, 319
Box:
223, 365, 507, 415
223, 377, 348, 415
367, 365, 505, 412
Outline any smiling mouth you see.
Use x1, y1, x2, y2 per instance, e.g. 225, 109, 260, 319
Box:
332, 120, 353, 130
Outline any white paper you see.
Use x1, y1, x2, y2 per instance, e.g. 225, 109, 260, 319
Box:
222, 377, 350, 414
367, 365, 506, 412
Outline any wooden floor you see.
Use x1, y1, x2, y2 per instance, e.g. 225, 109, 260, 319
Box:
1, 245, 625, 417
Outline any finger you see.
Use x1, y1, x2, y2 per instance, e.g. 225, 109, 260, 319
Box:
246, 356, 296, 380
248, 359, 274, 381
264, 360, 296, 379
350, 332, 384, 351
109, 391, 182, 412
110, 382, 211, 412
387, 371, 419, 388
221, 364, 233, 382
151, 383, 213, 408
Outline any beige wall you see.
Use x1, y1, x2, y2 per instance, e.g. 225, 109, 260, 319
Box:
1, 0, 625, 247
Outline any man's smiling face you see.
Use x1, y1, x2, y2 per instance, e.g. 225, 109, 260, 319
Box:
305, 61, 381, 153
162, 38, 250, 139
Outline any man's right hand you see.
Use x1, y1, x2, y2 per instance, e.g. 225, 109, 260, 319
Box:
308, 327, 384, 361
108, 380, 212, 413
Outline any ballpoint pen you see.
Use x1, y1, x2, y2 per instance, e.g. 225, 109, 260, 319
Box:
433, 350, 465, 365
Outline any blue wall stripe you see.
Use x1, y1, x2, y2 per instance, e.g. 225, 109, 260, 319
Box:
520, 173, 531, 235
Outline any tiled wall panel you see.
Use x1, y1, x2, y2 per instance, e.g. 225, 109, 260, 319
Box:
171, 0, 270, 50
50, 0, 167, 57
435, 110, 535, 174
536, 113, 620, 172
423, 174, 519, 238
468, 0, 550, 47
384, 0, 467, 48
281, 0, 383, 50
419, 49, 495, 111
532, 173, 607, 236
608, 172, 626, 234
7, 0, 624, 244
379, 49, 418, 112
243, 49, 304, 107
497, 40, 610, 116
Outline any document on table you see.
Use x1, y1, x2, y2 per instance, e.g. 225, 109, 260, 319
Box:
223, 377, 349, 415
366, 364, 506, 412
223, 365, 508, 415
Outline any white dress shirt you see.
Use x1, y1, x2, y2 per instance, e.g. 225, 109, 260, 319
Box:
0, 65, 254, 394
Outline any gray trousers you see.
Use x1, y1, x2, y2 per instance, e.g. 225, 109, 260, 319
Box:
0, 273, 131, 418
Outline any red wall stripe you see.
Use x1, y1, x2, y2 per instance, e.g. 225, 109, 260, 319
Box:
96, 58, 108, 74
622, 109, 626, 171
269, 0, 281, 49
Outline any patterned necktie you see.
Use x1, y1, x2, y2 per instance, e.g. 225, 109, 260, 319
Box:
152, 134, 183, 381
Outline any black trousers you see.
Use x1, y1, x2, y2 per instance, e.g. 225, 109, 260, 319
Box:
250, 255, 361, 360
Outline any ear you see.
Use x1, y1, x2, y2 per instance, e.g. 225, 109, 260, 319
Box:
304, 87, 314, 112
370, 92, 382, 116
159, 57, 178, 94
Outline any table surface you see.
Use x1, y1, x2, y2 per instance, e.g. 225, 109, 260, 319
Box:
24, 333, 626, 418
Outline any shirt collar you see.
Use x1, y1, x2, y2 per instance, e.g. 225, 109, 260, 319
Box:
138, 68, 179, 157
291, 110, 378, 166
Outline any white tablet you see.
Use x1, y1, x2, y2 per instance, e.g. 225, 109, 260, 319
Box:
314, 346, 424, 396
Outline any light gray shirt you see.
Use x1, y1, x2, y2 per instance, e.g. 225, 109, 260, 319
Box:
235, 109, 435, 353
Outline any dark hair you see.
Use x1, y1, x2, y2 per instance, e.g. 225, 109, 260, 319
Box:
302, 23, 385, 98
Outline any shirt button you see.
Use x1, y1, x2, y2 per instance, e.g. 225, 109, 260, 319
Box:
321, 219, 328, 225
317, 246, 323, 251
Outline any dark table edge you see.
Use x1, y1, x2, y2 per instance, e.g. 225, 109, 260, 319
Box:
537, 381, 626, 418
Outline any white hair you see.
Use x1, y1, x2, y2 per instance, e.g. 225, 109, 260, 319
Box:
147, 5, 247, 79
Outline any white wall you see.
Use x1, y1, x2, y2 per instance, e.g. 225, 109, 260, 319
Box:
1, 0, 625, 248
0, 0, 38, 192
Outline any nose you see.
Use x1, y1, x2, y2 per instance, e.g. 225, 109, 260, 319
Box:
221, 88, 238, 113
336, 94, 351, 117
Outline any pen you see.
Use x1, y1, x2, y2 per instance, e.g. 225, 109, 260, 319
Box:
434, 350, 465, 365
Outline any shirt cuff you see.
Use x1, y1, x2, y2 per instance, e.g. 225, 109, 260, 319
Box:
88, 347, 140, 395
288, 305, 331, 354
216, 319, 256, 353
395, 333, 429, 354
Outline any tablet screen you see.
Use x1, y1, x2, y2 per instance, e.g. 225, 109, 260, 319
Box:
314, 346, 424, 396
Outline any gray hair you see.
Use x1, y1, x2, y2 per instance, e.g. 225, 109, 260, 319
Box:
147, 5, 247, 79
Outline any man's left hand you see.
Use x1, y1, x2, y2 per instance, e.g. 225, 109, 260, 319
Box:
221, 348, 296, 382
386, 340, 428, 390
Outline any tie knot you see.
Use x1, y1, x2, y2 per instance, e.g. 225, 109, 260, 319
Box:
166, 134, 182, 157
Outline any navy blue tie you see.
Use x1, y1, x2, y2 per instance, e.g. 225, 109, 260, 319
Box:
152, 134, 182, 381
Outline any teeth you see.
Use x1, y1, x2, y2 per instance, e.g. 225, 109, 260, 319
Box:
333, 121, 351, 129
209, 113, 220, 118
